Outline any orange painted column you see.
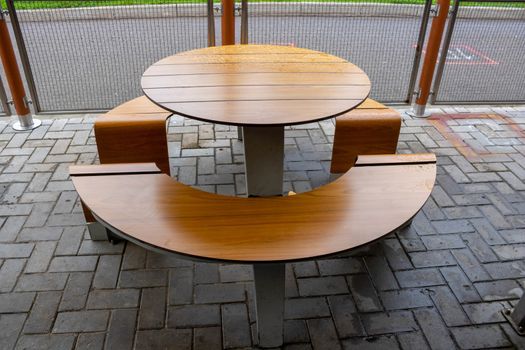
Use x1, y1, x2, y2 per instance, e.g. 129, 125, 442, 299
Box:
221, 0, 235, 45
411, 0, 450, 117
0, 8, 40, 129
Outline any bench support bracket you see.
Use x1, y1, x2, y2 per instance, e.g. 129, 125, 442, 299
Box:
253, 263, 285, 348
503, 294, 525, 336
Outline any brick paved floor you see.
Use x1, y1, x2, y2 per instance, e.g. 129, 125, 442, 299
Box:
0, 105, 525, 349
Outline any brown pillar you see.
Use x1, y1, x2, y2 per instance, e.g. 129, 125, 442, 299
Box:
221, 0, 235, 45
0, 8, 40, 130
410, 0, 450, 117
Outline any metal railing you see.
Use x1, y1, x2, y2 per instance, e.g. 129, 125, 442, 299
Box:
0, 74, 10, 115
242, 0, 433, 103
432, 0, 525, 104
6, 0, 215, 113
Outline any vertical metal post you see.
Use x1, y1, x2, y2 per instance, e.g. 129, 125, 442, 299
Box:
406, 0, 433, 103
0, 2, 40, 130
503, 294, 525, 335
406, 0, 450, 118
207, 0, 216, 47
431, 0, 460, 104
240, 0, 248, 45
253, 263, 286, 347
0, 75, 11, 115
221, 0, 235, 45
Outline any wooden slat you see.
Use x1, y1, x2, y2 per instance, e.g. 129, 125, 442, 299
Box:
144, 85, 370, 103
143, 62, 364, 76
70, 163, 161, 177
178, 45, 317, 55
141, 72, 370, 88
157, 53, 346, 65
72, 155, 436, 263
106, 96, 171, 117
161, 99, 364, 126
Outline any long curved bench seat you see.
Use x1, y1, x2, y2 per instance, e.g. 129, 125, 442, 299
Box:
71, 153, 436, 263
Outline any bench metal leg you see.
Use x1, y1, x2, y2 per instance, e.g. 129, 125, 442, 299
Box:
237, 126, 243, 140
253, 263, 286, 348
243, 126, 284, 197
504, 294, 525, 335
86, 222, 109, 241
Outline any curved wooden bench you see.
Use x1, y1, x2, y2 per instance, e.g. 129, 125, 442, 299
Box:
72, 153, 435, 262
331, 98, 402, 173
96, 96, 172, 175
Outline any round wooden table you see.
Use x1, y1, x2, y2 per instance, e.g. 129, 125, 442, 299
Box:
141, 44, 371, 196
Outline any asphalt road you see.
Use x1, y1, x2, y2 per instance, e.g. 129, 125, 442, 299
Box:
13, 13, 525, 112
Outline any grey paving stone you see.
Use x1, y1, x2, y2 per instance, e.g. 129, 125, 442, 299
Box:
451, 325, 511, 349
121, 242, 146, 270
221, 303, 251, 349
347, 274, 382, 312
293, 261, 319, 278
92, 254, 121, 289
474, 279, 523, 301
451, 248, 492, 282
297, 276, 348, 297
15, 334, 75, 350
53, 310, 109, 333
307, 318, 342, 350
25, 241, 56, 273
413, 308, 456, 350
463, 301, 508, 324
327, 295, 365, 338
409, 250, 457, 268
219, 264, 253, 283
343, 335, 400, 350
119, 269, 167, 288
395, 268, 444, 288
105, 309, 137, 350
380, 289, 433, 310
397, 332, 430, 350
194, 327, 222, 350
0, 292, 35, 313
54, 226, 84, 256
284, 320, 310, 344
138, 287, 166, 330
86, 289, 140, 309
59, 272, 93, 311
168, 304, 220, 328
0, 258, 26, 292
0, 314, 26, 350
361, 311, 418, 335
0, 216, 26, 242
23, 291, 61, 334
0, 243, 34, 258
194, 283, 245, 304
135, 329, 192, 350
169, 267, 193, 305
48, 255, 98, 272
428, 286, 470, 327
16, 272, 68, 292
484, 260, 525, 279
194, 263, 219, 284
317, 257, 364, 276
364, 256, 399, 291
440, 266, 481, 303
284, 297, 331, 320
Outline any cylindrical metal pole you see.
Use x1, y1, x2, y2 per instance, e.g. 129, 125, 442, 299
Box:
0, 5, 40, 130
407, 0, 450, 118
221, 0, 235, 45
207, 0, 216, 47
240, 0, 248, 44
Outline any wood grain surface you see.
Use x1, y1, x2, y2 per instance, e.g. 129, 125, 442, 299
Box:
72, 154, 436, 263
142, 45, 371, 126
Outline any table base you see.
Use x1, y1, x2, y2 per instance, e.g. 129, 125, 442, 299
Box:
253, 263, 286, 348
243, 126, 284, 197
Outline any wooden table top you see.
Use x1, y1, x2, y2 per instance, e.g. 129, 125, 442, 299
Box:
141, 45, 371, 127
72, 154, 436, 263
